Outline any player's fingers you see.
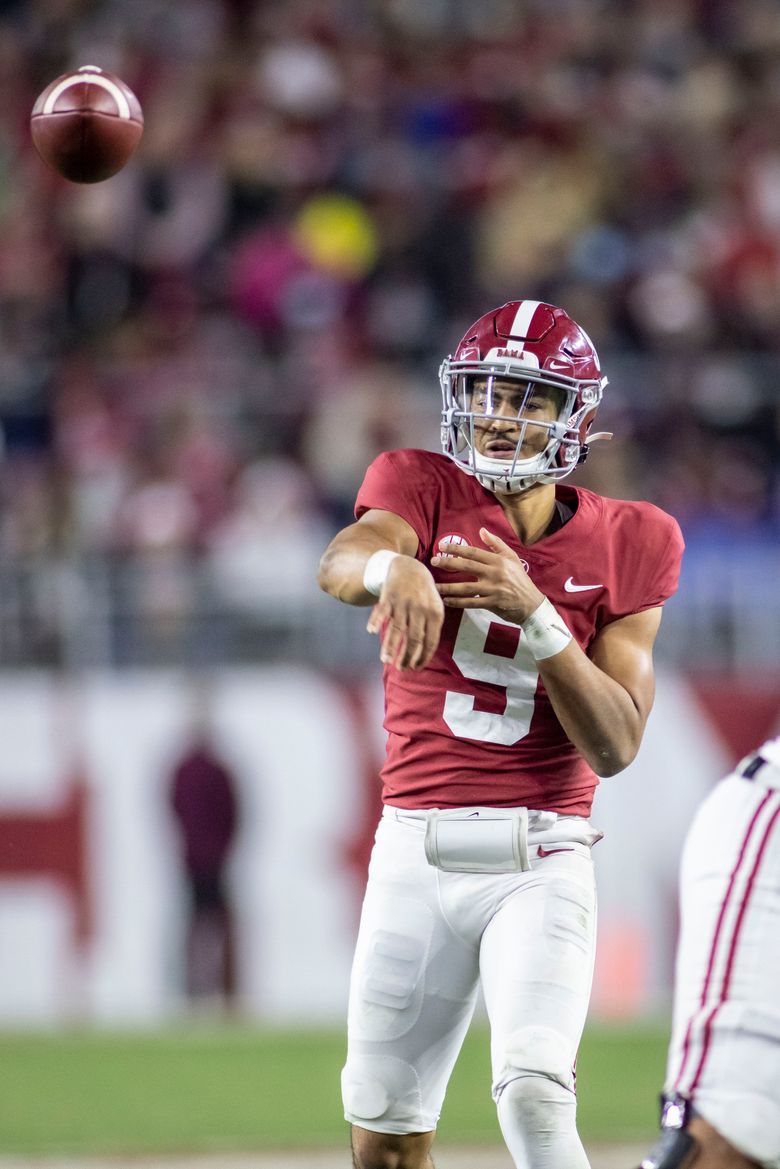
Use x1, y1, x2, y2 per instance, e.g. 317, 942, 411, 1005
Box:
430, 553, 487, 574
402, 611, 427, 670
389, 639, 408, 670
433, 545, 493, 566
417, 611, 444, 668
379, 617, 398, 661
479, 527, 513, 553
366, 602, 385, 634
405, 605, 443, 670
436, 580, 490, 597
438, 543, 492, 560
380, 618, 407, 666
440, 595, 486, 608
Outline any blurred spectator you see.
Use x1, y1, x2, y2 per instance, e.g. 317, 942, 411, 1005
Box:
206, 453, 333, 616
169, 721, 240, 1007
302, 358, 436, 520
0, 0, 778, 666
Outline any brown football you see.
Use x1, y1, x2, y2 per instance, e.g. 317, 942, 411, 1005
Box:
31, 65, 144, 183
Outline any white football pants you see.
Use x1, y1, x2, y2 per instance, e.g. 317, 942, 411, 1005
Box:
342, 806, 598, 1169
665, 765, 780, 1169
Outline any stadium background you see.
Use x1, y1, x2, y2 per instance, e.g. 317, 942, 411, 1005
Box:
1, 0, 780, 1164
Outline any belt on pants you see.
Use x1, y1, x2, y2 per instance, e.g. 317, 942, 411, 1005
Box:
383, 804, 599, 873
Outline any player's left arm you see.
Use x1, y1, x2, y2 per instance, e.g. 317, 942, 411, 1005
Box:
433, 526, 664, 776
539, 606, 662, 777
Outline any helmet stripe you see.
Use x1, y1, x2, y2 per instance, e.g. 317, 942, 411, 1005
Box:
507, 299, 541, 344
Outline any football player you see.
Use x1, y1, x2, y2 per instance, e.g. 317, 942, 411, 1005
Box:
318, 300, 685, 1169
637, 736, 780, 1169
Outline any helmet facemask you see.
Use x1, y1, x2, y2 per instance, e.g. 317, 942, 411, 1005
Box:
440, 357, 603, 494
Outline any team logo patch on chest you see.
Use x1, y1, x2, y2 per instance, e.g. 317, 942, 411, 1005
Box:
436, 531, 530, 574
436, 532, 470, 557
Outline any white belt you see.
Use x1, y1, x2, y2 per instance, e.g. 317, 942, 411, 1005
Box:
383, 804, 600, 874
424, 807, 529, 873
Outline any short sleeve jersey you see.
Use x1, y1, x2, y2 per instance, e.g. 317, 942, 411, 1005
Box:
355, 449, 684, 815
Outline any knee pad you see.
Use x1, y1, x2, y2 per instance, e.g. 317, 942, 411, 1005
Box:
496, 1071, 576, 1116
494, 1024, 574, 1097
342, 1054, 423, 1130
342, 1065, 391, 1124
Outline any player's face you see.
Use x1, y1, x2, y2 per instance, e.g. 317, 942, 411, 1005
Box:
469, 377, 563, 460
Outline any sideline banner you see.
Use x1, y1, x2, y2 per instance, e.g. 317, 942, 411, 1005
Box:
0, 668, 777, 1023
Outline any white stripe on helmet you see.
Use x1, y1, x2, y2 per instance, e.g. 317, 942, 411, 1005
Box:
507, 299, 542, 345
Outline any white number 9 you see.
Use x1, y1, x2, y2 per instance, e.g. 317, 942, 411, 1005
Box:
443, 610, 539, 745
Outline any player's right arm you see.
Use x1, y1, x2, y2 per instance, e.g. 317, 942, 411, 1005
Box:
317, 508, 444, 670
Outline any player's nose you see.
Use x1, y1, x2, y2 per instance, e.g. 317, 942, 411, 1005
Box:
488, 402, 518, 426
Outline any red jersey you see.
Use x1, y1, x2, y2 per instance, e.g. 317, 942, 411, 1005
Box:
355, 449, 684, 815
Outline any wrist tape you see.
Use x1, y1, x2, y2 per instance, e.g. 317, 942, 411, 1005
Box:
521, 598, 573, 661
363, 549, 400, 597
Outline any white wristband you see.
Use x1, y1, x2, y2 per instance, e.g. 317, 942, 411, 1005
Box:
363, 549, 400, 597
521, 598, 573, 661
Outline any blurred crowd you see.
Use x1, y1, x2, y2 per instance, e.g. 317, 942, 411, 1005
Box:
1, 0, 779, 638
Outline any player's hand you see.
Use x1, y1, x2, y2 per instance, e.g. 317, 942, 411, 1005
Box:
366, 556, 444, 671
431, 527, 545, 624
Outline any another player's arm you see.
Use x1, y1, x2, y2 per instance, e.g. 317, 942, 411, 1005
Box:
433, 526, 660, 775
317, 509, 444, 670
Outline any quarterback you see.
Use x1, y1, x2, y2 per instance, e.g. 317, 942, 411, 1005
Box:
318, 299, 684, 1169
638, 736, 780, 1169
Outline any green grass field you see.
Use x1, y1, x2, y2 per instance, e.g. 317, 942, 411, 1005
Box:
0, 1021, 669, 1156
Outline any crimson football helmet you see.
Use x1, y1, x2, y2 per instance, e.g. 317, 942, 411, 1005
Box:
439, 300, 609, 493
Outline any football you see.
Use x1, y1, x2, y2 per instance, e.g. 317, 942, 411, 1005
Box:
30, 65, 143, 183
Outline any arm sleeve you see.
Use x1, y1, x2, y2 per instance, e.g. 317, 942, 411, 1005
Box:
634, 512, 685, 612
354, 451, 434, 553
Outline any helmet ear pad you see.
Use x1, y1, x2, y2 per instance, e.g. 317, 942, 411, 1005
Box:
573, 403, 599, 455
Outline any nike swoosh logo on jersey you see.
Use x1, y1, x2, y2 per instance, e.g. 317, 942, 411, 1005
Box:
537, 846, 575, 858
564, 577, 603, 593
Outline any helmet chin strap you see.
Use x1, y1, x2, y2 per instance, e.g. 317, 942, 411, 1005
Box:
480, 469, 554, 495
473, 460, 547, 494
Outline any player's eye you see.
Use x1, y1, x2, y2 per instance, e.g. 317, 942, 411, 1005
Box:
523, 392, 555, 415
